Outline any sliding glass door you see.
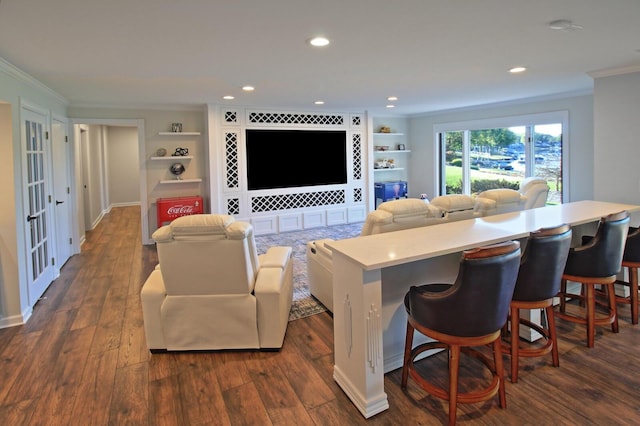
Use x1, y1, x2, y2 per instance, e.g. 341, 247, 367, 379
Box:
437, 113, 565, 204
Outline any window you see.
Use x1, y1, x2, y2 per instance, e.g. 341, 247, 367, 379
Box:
436, 112, 567, 204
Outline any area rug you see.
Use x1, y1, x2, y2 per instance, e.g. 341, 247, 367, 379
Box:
254, 222, 362, 321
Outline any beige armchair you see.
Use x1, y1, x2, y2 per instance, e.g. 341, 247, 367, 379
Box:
475, 188, 527, 215
141, 214, 293, 351
518, 177, 550, 209
476, 178, 550, 215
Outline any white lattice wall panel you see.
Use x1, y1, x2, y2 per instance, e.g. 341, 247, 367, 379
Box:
251, 190, 345, 213
352, 133, 363, 180
226, 198, 240, 215
247, 111, 345, 126
224, 110, 238, 124
354, 187, 363, 203
224, 131, 239, 189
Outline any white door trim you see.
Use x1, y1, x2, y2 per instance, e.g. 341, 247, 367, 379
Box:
69, 118, 149, 244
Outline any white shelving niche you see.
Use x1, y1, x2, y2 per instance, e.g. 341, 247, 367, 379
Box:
373, 132, 410, 180
152, 130, 202, 185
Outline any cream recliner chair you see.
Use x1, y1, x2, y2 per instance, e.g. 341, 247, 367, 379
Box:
518, 177, 550, 209
429, 194, 481, 221
307, 198, 445, 312
475, 188, 527, 215
141, 214, 294, 351
475, 178, 550, 215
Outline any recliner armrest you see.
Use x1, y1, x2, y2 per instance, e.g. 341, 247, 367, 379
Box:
259, 246, 292, 269
254, 251, 294, 349
310, 239, 335, 259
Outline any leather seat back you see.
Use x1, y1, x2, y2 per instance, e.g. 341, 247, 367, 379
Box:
153, 214, 259, 295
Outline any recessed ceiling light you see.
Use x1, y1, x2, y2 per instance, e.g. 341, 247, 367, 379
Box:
548, 19, 583, 31
387, 96, 398, 101
242, 85, 255, 92
509, 67, 527, 74
314, 100, 325, 105
386, 104, 395, 109
309, 36, 330, 47
223, 95, 235, 100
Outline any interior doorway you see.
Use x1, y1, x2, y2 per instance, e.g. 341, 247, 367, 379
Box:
71, 118, 147, 248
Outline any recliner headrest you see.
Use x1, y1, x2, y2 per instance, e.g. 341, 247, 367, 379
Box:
430, 194, 475, 212
153, 214, 252, 242
378, 198, 440, 217
476, 188, 523, 204
519, 177, 548, 194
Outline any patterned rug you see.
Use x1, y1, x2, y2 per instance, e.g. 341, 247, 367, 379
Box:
254, 222, 362, 321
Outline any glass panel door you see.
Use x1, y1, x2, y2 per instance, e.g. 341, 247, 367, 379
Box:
532, 124, 563, 204
22, 108, 55, 306
439, 122, 563, 203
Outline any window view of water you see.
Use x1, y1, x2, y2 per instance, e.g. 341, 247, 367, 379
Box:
442, 124, 563, 204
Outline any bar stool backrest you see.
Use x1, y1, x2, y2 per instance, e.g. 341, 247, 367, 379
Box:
564, 211, 630, 278
513, 224, 572, 301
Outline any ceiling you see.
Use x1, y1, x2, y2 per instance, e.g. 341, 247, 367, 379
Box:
1, 0, 639, 116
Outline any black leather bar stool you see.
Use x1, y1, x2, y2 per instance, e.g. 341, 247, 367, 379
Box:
615, 227, 640, 324
555, 211, 629, 348
501, 224, 572, 383
401, 241, 521, 426
595, 226, 640, 325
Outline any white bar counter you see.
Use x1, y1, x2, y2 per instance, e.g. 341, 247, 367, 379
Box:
326, 200, 640, 418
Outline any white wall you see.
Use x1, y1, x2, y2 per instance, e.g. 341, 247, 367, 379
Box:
407, 93, 594, 202
593, 71, 640, 205
106, 126, 140, 206
82, 124, 106, 230
0, 103, 17, 324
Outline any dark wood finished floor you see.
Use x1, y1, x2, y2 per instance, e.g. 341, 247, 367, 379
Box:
1, 206, 639, 425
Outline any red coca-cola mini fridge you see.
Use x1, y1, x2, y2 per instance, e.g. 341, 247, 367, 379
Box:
156, 196, 203, 228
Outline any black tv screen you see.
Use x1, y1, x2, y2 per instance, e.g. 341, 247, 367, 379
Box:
245, 129, 347, 190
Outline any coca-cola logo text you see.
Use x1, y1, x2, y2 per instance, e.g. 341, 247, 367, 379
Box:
167, 205, 195, 215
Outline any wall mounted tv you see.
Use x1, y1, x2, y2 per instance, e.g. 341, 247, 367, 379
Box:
245, 129, 347, 191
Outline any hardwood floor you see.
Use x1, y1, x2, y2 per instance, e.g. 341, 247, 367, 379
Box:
1, 205, 639, 425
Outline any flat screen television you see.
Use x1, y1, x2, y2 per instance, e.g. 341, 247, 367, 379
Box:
245, 129, 347, 190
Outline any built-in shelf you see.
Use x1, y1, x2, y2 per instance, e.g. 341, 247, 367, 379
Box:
373, 132, 404, 136
158, 132, 201, 136
374, 168, 406, 172
374, 150, 411, 154
150, 156, 194, 160
159, 178, 202, 184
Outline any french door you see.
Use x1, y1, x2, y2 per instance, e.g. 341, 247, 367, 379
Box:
21, 106, 55, 306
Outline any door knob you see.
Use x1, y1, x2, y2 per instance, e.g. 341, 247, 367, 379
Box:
26, 215, 37, 222
56, 200, 64, 205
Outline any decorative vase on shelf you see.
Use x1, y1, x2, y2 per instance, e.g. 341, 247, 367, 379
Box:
170, 163, 185, 180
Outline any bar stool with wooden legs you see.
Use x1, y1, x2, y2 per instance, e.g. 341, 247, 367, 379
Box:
593, 226, 640, 325
401, 241, 521, 426
501, 224, 572, 383
612, 227, 640, 324
555, 211, 630, 348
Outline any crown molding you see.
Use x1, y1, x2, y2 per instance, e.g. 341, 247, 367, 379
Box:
0, 57, 69, 105
588, 64, 640, 79
67, 101, 206, 112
